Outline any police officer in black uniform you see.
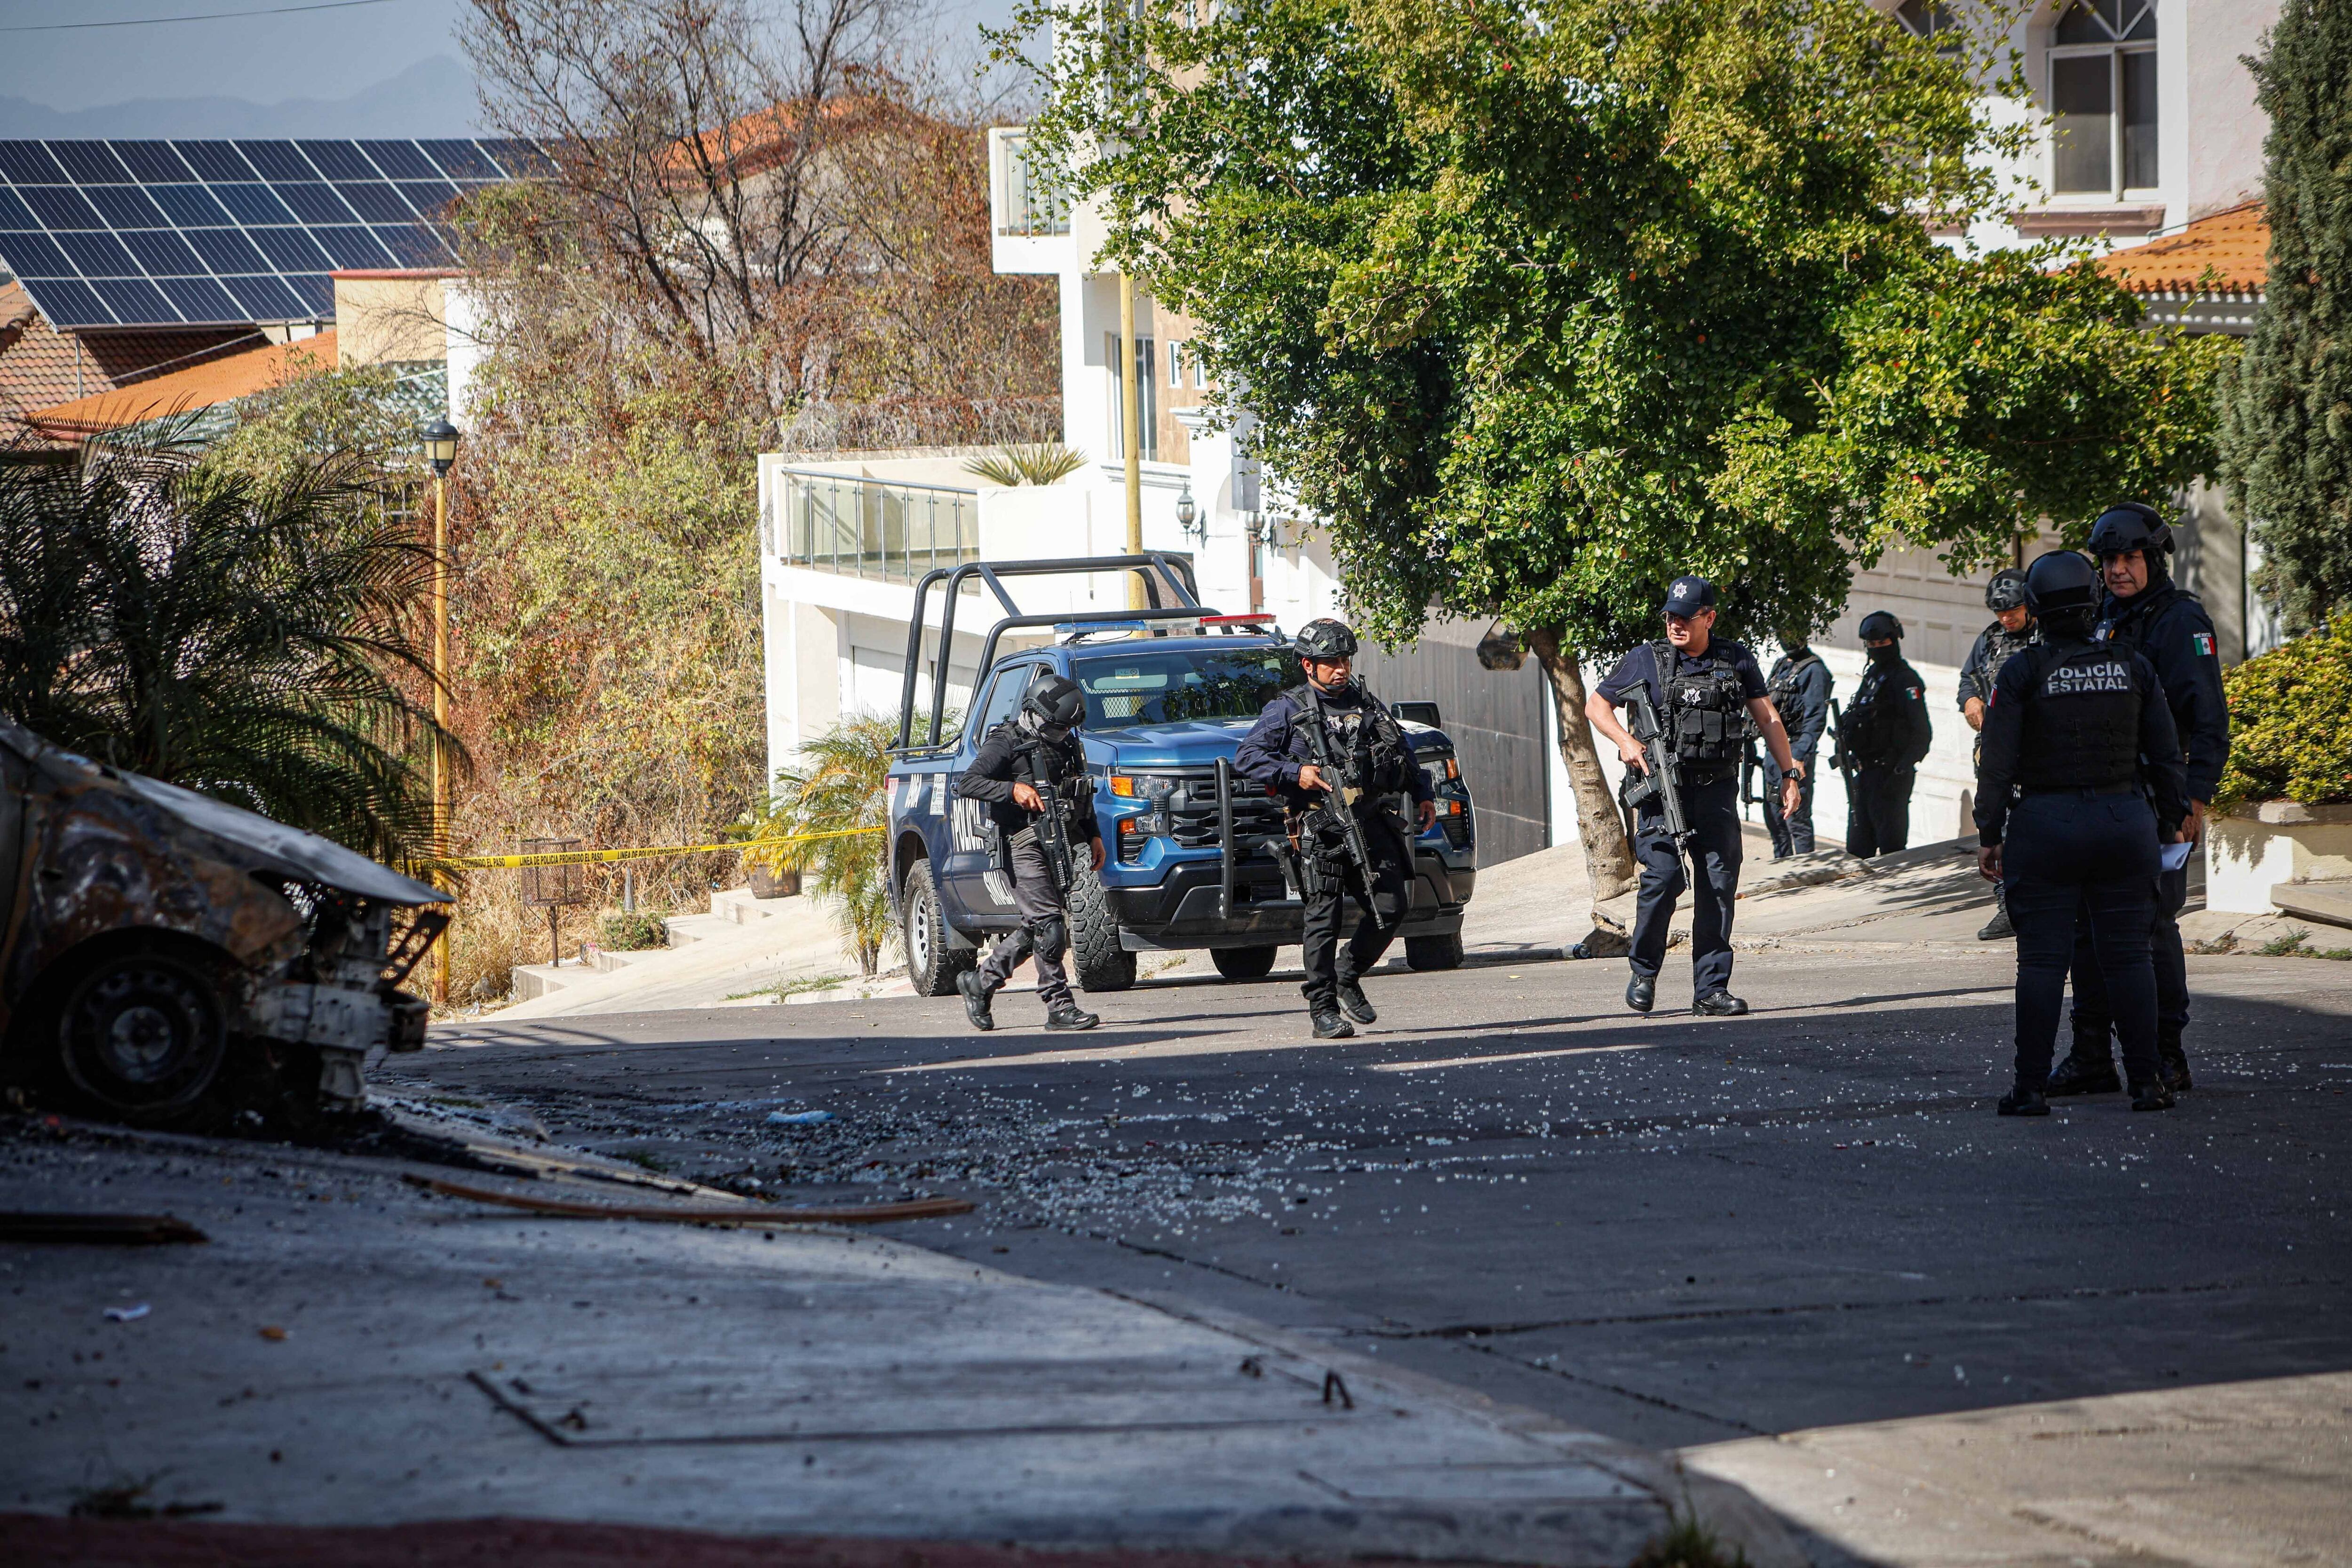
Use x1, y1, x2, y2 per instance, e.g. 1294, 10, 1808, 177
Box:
2049, 503, 2233, 1097
1975, 550, 2189, 1115
1761, 632, 1833, 858
1585, 577, 1807, 1017
954, 674, 1105, 1033
1959, 569, 2039, 940
1235, 618, 1436, 1039
1836, 611, 1935, 857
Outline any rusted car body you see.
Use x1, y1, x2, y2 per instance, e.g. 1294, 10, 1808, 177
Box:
0, 721, 447, 1125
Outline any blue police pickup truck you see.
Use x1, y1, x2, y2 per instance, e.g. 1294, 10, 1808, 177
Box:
886, 554, 1478, 994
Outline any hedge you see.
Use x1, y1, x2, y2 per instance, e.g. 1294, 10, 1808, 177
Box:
2213, 618, 2352, 811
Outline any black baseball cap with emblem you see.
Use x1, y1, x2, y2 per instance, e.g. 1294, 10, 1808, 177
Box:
1661, 576, 1717, 617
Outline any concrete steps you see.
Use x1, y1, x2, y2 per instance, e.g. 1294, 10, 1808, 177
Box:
2272, 878, 2352, 933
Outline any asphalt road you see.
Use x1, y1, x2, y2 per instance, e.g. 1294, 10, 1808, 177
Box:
396, 944, 2352, 1457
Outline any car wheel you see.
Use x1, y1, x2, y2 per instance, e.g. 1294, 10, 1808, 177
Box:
1405, 933, 1464, 971
1210, 945, 1279, 981
51, 947, 230, 1120
900, 858, 973, 997
1067, 864, 1135, 992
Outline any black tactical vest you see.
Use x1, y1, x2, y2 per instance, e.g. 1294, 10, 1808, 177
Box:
2013, 643, 2143, 794
1765, 652, 1818, 713
1308, 688, 1411, 796
1659, 643, 1750, 768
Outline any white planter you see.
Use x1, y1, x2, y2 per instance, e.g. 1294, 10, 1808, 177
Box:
2204, 800, 2352, 915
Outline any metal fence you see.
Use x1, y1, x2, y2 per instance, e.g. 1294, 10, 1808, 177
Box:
772, 467, 981, 583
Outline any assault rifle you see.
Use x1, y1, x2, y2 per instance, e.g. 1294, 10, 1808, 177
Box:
1825, 696, 1859, 797
1618, 690, 1695, 883
1012, 741, 1085, 896
1739, 740, 1765, 821
1294, 677, 1375, 891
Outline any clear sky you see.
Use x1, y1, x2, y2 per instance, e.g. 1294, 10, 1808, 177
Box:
0, 0, 1020, 123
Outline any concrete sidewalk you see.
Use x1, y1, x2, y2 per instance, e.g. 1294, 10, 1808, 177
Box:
0, 1116, 1800, 1566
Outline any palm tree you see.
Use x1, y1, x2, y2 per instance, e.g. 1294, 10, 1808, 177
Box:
0, 427, 453, 866
739, 713, 902, 976
962, 443, 1086, 486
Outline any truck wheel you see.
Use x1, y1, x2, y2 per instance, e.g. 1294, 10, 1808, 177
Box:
1405, 933, 1464, 971
900, 858, 973, 997
43, 945, 231, 1122
1067, 865, 1136, 992
1211, 945, 1279, 981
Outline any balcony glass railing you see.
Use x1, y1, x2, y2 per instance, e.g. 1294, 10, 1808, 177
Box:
772, 468, 981, 583
997, 130, 1071, 238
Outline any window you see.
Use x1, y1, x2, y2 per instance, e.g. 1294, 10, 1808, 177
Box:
1070, 649, 1301, 727
1896, 0, 1963, 54
1168, 340, 1186, 388
2049, 0, 2158, 196
1104, 333, 1159, 460
973, 663, 1038, 739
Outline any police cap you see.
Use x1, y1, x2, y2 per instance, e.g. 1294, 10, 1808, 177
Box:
2023, 549, 2101, 616
2088, 501, 2173, 557
1661, 576, 1717, 617
1022, 673, 1086, 731
1857, 610, 1904, 642
1985, 568, 2029, 613
1293, 618, 1359, 661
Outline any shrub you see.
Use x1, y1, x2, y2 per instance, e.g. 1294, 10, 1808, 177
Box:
597, 910, 669, 951
2213, 619, 2352, 811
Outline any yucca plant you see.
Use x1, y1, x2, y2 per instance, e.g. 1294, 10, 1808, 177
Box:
0, 427, 455, 866
962, 442, 1086, 486
738, 713, 901, 976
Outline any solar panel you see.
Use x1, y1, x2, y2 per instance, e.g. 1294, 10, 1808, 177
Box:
0, 136, 540, 328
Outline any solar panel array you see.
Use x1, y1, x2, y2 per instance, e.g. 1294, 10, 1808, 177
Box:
0, 138, 547, 331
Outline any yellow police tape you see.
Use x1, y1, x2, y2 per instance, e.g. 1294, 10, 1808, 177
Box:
444, 825, 885, 870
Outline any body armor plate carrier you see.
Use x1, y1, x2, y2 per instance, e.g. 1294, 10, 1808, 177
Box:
1660, 643, 1751, 770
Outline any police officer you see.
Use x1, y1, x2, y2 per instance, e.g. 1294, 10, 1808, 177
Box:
1584, 577, 1806, 1017
1836, 611, 1934, 857
1959, 569, 2039, 940
1235, 618, 1436, 1040
1761, 631, 1832, 858
1974, 550, 2189, 1115
2049, 503, 2233, 1098
954, 674, 1105, 1033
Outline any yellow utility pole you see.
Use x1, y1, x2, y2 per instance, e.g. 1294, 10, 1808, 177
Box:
420, 420, 462, 1007
1120, 271, 1145, 610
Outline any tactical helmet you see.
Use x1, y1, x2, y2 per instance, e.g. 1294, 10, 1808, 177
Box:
1022, 673, 1086, 732
2023, 549, 2101, 617
1985, 568, 2030, 613
2088, 501, 2173, 558
1293, 618, 1359, 661
1857, 610, 1904, 642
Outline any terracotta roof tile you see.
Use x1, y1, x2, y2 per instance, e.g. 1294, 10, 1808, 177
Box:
27, 328, 338, 438
2093, 202, 2269, 296
2, 281, 266, 445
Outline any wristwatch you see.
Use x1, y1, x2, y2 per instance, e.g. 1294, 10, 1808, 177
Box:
1780, 766, 1803, 781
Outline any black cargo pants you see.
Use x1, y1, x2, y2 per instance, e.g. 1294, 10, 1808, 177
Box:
1629, 773, 1743, 1000
1846, 764, 1916, 858
2002, 791, 2161, 1089
975, 829, 1075, 1009
1300, 812, 1411, 1010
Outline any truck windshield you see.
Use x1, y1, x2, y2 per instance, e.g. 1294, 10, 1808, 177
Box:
1070, 647, 1302, 727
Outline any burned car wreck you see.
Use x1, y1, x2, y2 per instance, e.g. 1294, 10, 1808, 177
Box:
0, 721, 447, 1127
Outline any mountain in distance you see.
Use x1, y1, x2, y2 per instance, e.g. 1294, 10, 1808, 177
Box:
0, 55, 483, 140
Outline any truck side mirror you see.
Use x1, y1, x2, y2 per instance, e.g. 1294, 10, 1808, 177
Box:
1392, 700, 1441, 727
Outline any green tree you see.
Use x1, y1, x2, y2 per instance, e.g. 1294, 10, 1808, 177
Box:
739, 714, 901, 976
0, 428, 452, 864
1005, 0, 2231, 918
2218, 0, 2352, 632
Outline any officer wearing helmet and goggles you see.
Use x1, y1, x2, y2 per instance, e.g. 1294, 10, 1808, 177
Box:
954, 673, 1107, 1033
1959, 568, 2038, 940
1974, 549, 2189, 1116
2046, 502, 2230, 1099
1235, 618, 1436, 1040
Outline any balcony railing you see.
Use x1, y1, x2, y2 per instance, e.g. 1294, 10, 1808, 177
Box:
772, 468, 980, 583
995, 129, 1071, 238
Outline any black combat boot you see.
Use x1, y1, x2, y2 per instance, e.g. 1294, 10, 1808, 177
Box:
1692, 991, 1749, 1017
1976, 885, 2014, 941
1334, 971, 1377, 1025
1044, 1001, 1100, 1031
2130, 1078, 2177, 1113
1625, 974, 1656, 1014
1311, 1006, 1355, 1040
1997, 1082, 2050, 1116
2158, 1032, 2193, 1093
2045, 1038, 2122, 1096
955, 969, 995, 1032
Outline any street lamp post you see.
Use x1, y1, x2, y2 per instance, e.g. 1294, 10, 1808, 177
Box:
419, 418, 461, 1006
1175, 481, 1200, 545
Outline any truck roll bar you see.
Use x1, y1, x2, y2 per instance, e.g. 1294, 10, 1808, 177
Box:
894, 554, 1203, 750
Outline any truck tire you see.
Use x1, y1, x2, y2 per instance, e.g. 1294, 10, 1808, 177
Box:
1067, 864, 1136, 992
1405, 933, 1464, 971
900, 858, 973, 997
25, 941, 233, 1125
1211, 945, 1279, 981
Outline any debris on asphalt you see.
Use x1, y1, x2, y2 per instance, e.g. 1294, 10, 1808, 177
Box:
765, 1110, 834, 1125
401, 1173, 972, 1225
101, 1303, 150, 1322
259, 1325, 288, 1341
0, 1212, 207, 1245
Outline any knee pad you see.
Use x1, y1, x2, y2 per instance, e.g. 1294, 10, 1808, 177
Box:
1030, 913, 1069, 962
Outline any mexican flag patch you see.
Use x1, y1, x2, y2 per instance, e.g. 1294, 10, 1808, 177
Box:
2193, 632, 2217, 657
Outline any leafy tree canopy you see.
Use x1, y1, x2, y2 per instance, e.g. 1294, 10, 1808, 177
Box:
1005, 0, 2234, 654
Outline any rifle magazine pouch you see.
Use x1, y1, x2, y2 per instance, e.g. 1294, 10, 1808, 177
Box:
987, 821, 1009, 872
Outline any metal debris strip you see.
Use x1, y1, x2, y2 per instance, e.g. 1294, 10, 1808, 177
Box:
402, 1173, 972, 1225
0, 1213, 208, 1245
